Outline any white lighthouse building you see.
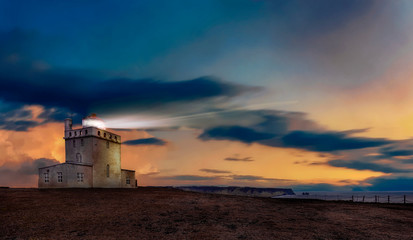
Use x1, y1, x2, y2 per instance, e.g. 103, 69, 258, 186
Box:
38, 114, 136, 188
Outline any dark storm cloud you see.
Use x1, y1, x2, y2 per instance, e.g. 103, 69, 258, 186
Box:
198, 126, 275, 144
224, 156, 254, 162
199, 169, 231, 174
123, 137, 167, 146
199, 124, 393, 153
326, 159, 410, 174
0, 106, 38, 131
158, 175, 218, 181
231, 175, 290, 182
363, 176, 413, 191
279, 131, 392, 152
379, 146, 413, 157
0, 68, 255, 116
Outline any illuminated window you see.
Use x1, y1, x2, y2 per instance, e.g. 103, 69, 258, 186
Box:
57, 172, 63, 183
106, 141, 109, 149
81, 139, 84, 146
73, 140, 76, 148
77, 173, 84, 182
106, 164, 110, 177
44, 172, 49, 183
126, 176, 130, 185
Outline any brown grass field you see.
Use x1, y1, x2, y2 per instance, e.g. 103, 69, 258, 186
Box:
1, 187, 413, 239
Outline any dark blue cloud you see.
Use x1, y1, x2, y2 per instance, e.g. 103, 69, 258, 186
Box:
327, 159, 410, 174
198, 126, 275, 144
199, 124, 393, 153
199, 169, 231, 174
158, 175, 218, 181
123, 137, 167, 146
379, 146, 413, 157
224, 156, 254, 162
280, 131, 392, 152
364, 177, 413, 191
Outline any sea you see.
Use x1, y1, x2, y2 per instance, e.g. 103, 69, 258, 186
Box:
274, 191, 413, 204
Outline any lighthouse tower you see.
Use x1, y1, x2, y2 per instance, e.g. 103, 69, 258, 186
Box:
38, 114, 136, 188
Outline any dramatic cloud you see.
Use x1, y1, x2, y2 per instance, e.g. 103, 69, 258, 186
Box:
280, 131, 392, 152
327, 159, 410, 174
379, 146, 413, 157
157, 175, 218, 181
123, 137, 167, 146
199, 126, 275, 144
231, 174, 291, 182
199, 123, 393, 153
363, 176, 413, 191
224, 156, 254, 162
199, 169, 231, 174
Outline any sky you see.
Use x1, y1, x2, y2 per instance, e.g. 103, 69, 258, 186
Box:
1, 0, 413, 190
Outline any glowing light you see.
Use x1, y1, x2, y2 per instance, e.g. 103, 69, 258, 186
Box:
82, 118, 106, 129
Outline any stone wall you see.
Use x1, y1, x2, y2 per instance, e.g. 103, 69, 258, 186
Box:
121, 170, 137, 188
38, 163, 93, 188
92, 137, 122, 188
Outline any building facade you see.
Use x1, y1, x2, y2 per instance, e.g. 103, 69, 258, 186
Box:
38, 115, 137, 188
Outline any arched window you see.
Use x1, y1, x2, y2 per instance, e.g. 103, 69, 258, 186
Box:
76, 153, 82, 163
106, 164, 110, 177
104, 133, 106, 138
98, 131, 101, 136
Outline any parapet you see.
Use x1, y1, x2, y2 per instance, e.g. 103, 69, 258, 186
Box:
64, 127, 121, 143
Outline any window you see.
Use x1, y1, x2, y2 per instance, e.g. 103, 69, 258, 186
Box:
109, 134, 112, 139
106, 141, 109, 149
104, 133, 106, 138
77, 173, 84, 182
126, 176, 130, 185
81, 139, 84, 146
69, 132, 72, 137
98, 131, 101, 136
85, 130, 88, 135
114, 136, 117, 141
78, 131, 81, 136
73, 139, 76, 147
76, 153, 82, 163
57, 172, 63, 182
44, 172, 49, 183
106, 164, 110, 177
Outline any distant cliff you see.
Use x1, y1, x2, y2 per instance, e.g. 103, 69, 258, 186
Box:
177, 186, 295, 197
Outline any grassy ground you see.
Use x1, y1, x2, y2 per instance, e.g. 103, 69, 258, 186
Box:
1, 187, 413, 239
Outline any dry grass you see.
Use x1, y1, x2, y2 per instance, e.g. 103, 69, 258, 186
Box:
1, 187, 413, 239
